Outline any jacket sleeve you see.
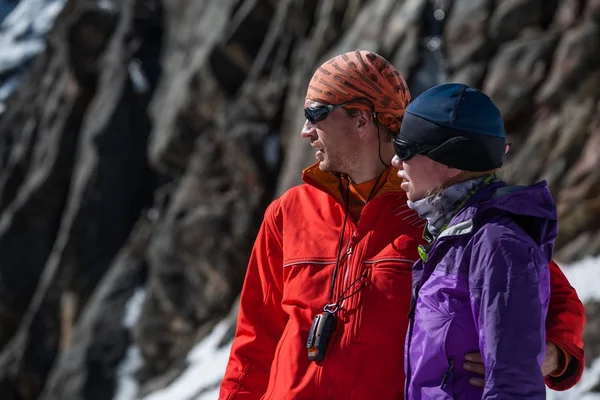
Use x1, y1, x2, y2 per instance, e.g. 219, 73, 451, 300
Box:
219, 201, 287, 400
468, 228, 550, 400
544, 260, 586, 390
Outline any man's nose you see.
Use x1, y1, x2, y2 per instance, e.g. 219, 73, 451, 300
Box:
301, 120, 316, 138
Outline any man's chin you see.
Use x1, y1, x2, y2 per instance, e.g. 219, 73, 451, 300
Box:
319, 160, 352, 177
318, 161, 331, 172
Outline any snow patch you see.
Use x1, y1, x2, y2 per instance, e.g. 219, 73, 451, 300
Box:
0, 0, 66, 111
559, 256, 600, 304
114, 288, 147, 400
141, 322, 232, 400
115, 346, 144, 400
97, 0, 117, 12
113, 312, 233, 400
123, 287, 147, 329
128, 59, 150, 94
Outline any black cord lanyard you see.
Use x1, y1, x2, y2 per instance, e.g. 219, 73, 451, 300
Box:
305, 171, 385, 362
324, 172, 384, 314
326, 177, 351, 306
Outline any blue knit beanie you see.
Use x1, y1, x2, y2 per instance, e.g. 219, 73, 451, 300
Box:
397, 83, 506, 172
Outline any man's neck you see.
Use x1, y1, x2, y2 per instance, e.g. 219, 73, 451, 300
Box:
348, 163, 387, 184
348, 142, 395, 184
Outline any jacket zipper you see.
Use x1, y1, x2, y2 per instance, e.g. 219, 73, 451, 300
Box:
363, 257, 416, 264
440, 359, 454, 389
405, 241, 453, 399
339, 232, 357, 309
405, 282, 420, 400
282, 259, 336, 268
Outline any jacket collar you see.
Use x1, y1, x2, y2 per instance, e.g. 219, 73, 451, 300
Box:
301, 161, 405, 204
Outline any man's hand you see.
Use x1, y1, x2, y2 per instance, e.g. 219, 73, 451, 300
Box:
463, 352, 486, 387
464, 342, 561, 388
542, 342, 562, 376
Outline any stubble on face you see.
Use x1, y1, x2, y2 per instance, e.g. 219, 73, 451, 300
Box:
306, 104, 361, 177
318, 142, 361, 177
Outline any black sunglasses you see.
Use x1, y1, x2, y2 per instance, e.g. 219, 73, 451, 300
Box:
304, 97, 371, 125
393, 136, 477, 161
393, 139, 439, 161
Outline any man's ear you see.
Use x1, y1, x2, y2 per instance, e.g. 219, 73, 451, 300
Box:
356, 109, 373, 137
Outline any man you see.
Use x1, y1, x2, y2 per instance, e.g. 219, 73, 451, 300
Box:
219, 50, 585, 400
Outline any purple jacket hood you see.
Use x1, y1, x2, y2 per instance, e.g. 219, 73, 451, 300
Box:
466, 180, 558, 261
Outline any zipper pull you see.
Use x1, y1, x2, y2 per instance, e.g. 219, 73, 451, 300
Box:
408, 297, 417, 319
346, 233, 358, 257
440, 359, 454, 388
407, 284, 420, 318
418, 244, 430, 262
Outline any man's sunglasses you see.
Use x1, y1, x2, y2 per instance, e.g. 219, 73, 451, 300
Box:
304, 97, 371, 125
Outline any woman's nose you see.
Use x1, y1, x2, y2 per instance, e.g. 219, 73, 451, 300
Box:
391, 154, 403, 169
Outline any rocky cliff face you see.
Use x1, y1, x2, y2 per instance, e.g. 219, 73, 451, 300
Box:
0, 0, 598, 398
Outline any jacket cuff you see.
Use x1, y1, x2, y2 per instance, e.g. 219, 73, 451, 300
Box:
548, 343, 571, 378
545, 342, 585, 391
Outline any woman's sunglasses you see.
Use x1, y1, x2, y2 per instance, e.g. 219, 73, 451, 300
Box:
393, 139, 439, 161
304, 97, 371, 125
394, 136, 513, 161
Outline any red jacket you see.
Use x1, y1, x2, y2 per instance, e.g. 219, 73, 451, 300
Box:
220, 165, 585, 399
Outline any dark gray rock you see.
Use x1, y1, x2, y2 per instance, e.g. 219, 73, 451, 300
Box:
488, 0, 544, 43
586, 0, 600, 21
553, 0, 585, 31
0, 4, 106, 351
0, 0, 160, 397
483, 32, 558, 121
444, 0, 493, 70
536, 22, 600, 105
38, 217, 150, 400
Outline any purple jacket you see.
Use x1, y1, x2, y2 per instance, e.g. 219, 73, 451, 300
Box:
404, 181, 557, 399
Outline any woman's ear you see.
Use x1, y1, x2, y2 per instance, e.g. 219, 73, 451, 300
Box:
446, 167, 462, 180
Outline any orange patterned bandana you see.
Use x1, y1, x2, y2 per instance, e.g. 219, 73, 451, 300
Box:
306, 50, 411, 133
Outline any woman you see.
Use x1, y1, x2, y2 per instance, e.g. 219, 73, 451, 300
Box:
392, 83, 556, 399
